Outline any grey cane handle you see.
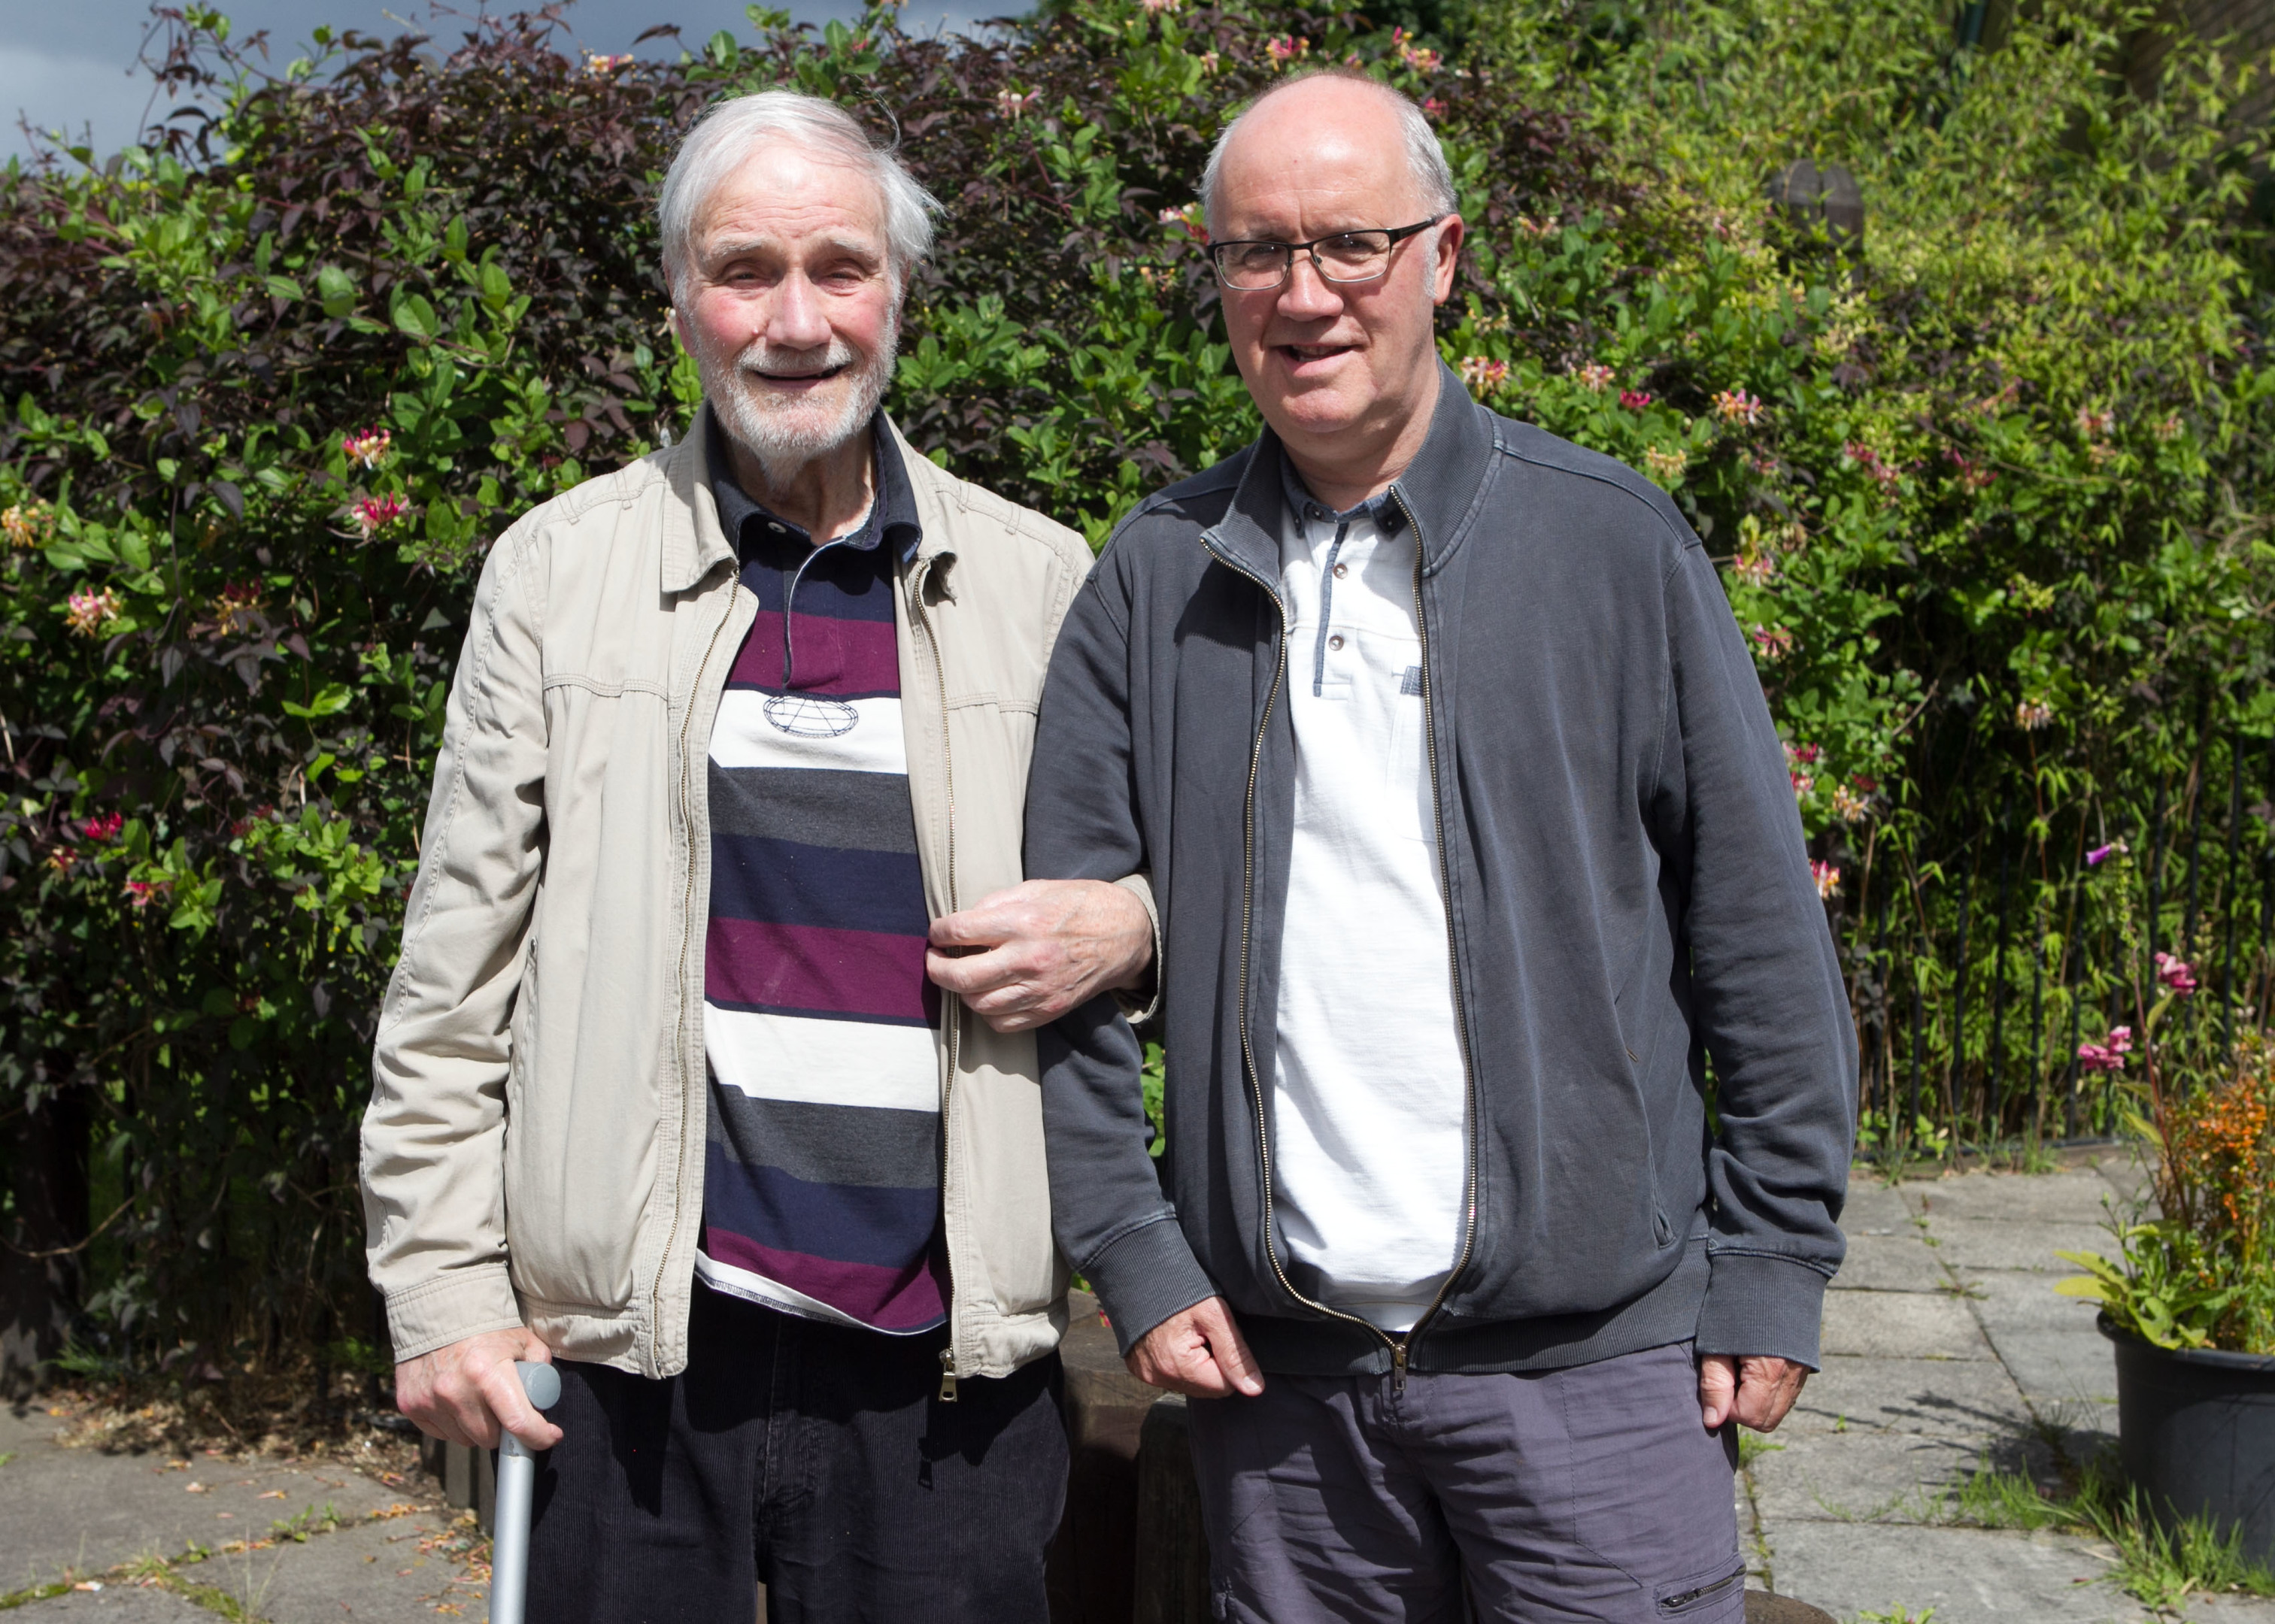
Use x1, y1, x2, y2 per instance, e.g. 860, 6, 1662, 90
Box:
488, 1360, 558, 1624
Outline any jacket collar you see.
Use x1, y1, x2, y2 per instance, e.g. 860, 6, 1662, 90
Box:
1202, 359, 1494, 589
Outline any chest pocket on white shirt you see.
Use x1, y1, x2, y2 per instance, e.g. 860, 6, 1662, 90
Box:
1383, 659, 1433, 842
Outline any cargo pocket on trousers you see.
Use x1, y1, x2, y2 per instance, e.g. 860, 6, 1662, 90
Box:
1654, 1558, 1746, 1616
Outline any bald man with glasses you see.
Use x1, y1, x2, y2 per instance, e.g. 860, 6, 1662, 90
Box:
1024, 71, 1855, 1622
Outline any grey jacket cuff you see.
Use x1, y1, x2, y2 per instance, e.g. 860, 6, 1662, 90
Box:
1694, 1249, 1831, 1370
384, 1266, 526, 1362
1083, 1214, 1217, 1359
1110, 872, 1163, 1026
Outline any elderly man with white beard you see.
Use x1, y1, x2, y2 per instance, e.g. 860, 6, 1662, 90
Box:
359, 90, 1157, 1623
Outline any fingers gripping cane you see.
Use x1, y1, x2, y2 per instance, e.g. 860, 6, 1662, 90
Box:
489, 1361, 560, 1624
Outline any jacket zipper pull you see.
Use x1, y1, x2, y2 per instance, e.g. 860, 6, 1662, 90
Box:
938, 1348, 959, 1403
1391, 1340, 1410, 1394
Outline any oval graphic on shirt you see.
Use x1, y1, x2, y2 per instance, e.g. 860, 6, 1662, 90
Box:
763, 693, 861, 738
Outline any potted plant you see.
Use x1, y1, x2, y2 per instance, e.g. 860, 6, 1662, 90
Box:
2059, 1015, 2275, 1565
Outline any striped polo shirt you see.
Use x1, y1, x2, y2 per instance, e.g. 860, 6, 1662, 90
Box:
695, 416, 948, 1335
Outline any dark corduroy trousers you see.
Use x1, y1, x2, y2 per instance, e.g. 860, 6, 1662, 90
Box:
524, 1283, 1067, 1624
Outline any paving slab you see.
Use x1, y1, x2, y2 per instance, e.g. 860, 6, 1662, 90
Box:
1901, 1171, 2121, 1227
1916, 1220, 2121, 1274
1841, 1183, 1917, 1235
1766, 1520, 2143, 1624
0, 1422, 414, 1591
242, 1509, 487, 1622
1831, 1232, 1950, 1293
9, 1585, 212, 1619
1820, 1289, 1995, 1362
1785, 1356, 2031, 1440
1749, 1427, 1977, 1525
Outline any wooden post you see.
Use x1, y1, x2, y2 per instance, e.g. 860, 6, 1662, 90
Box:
1047, 1294, 1163, 1623
1135, 1397, 1212, 1624
1987, 844, 2013, 1141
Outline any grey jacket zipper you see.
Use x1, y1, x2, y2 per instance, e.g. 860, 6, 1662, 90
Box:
1200, 494, 1482, 1391
908, 556, 963, 1401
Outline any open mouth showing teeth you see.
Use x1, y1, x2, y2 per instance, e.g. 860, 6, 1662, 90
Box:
1282, 345, 1350, 362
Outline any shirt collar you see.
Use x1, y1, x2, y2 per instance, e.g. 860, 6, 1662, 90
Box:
1278, 453, 1408, 536
705, 412, 925, 563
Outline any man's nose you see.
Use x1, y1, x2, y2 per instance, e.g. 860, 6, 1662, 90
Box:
1276, 251, 1344, 320
765, 272, 834, 351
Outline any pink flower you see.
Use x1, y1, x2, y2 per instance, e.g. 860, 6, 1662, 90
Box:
341, 427, 392, 469
1392, 30, 1442, 71
1618, 389, 1654, 411
122, 879, 167, 909
1751, 624, 1796, 662
1458, 356, 1509, 395
1845, 441, 1902, 491
2109, 1026, 2134, 1053
2155, 953, 2198, 997
1712, 388, 1763, 426
1157, 203, 1207, 244
2085, 841, 2127, 867
80, 812, 123, 842
1265, 35, 1308, 63
582, 52, 633, 75
1572, 362, 1615, 391
1832, 783, 1869, 821
1419, 96, 1446, 120
353, 494, 408, 539
64, 586, 123, 637
994, 87, 1039, 120
1139, 0, 1179, 14
1810, 860, 1841, 900
2076, 405, 2114, 439
2077, 1043, 2124, 1074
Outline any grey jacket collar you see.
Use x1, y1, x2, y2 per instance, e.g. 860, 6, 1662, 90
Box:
1203, 360, 1495, 589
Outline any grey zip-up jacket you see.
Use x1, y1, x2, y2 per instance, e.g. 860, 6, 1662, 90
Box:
1027, 365, 1855, 1378
363, 408, 1114, 1383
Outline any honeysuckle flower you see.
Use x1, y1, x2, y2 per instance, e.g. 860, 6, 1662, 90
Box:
1198, 48, 1220, 73
1642, 446, 1689, 484
81, 812, 123, 842
1832, 782, 1870, 822
2076, 405, 2115, 438
994, 87, 1039, 120
1393, 30, 1442, 71
2016, 699, 2054, 730
1711, 388, 1763, 426
2154, 412, 2182, 442
1810, 860, 1841, 900
2110, 1026, 2134, 1053
1733, 553, 1775, 586
2086, 840, 2128, 867
2155, 953, 2198, 997
211, 580, 265, 637
582, 52, 633, 74
1157, 203, 1207, 243
353, 494, 408, 538
123, 879, 168, 909
1419, 96, 1446, 119
1618, 389, 1654, 411
45, 846, 77, 876
1787, 742, 1822, 765
1265, 35, 1308, 63
1752, 624, 1795, 662
65, 586, 123, 637
1573, 362, 1615, 391
1845, 441, 1901, 490
1458, 356, 1509, 395
3, 500, 55, 549
1139, 0, 1179, 14
2078, 1041, 2125, 1074
341, 427, 392, 469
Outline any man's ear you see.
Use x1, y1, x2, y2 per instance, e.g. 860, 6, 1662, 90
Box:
666, 306, 687, 354
1430, 215, 1466, 307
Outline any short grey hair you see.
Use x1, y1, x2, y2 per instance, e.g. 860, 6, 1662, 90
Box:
658, 90, 941, 307
1199, 70, 1456, 235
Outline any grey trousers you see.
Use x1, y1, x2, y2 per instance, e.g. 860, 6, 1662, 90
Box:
1185, 1340, 1746, 1623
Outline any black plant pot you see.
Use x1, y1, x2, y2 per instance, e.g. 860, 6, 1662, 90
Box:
2101, 1312, 2275, 1565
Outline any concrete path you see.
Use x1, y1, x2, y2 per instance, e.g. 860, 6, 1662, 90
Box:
0, 1398, 487, 1619
1750, 1151, 2275, 1624
2, 1152, 2267, 1622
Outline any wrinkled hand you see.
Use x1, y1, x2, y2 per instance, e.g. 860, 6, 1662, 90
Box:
927, 879, 1153, 1034
1127, 1296, 1266, 1399
395, 1326, 561, 1452
1697, 1353, 1807, 1432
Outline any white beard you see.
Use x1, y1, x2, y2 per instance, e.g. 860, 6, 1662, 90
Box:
692, 312, 899, 492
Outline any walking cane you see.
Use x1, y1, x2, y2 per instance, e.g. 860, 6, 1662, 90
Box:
489, 1360, 561, 1624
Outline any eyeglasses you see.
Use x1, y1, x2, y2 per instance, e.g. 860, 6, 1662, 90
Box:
1206, 218, 1447, 292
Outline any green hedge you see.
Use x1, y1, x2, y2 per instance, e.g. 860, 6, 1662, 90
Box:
3, 0, 2271, 1371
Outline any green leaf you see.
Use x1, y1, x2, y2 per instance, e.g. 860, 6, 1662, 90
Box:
281, 684, 353, 720
391, 292, 440, 341
314, 265, 356, 318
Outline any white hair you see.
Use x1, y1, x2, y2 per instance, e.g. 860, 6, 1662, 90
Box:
658, 90, 941, 308
1199, 71, 1457, 235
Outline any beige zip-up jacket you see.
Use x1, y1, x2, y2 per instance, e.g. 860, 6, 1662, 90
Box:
362, 408, 1117, 1383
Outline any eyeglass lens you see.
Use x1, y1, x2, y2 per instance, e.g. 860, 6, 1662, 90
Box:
1218, 231, 1397, 289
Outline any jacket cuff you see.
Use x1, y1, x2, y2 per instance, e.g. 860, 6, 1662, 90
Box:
383, 1266, 526, 1362
1694, 1249, 1831, 1370
1110, 872, 1163, 1026
1083, 1214, 1216, 1359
